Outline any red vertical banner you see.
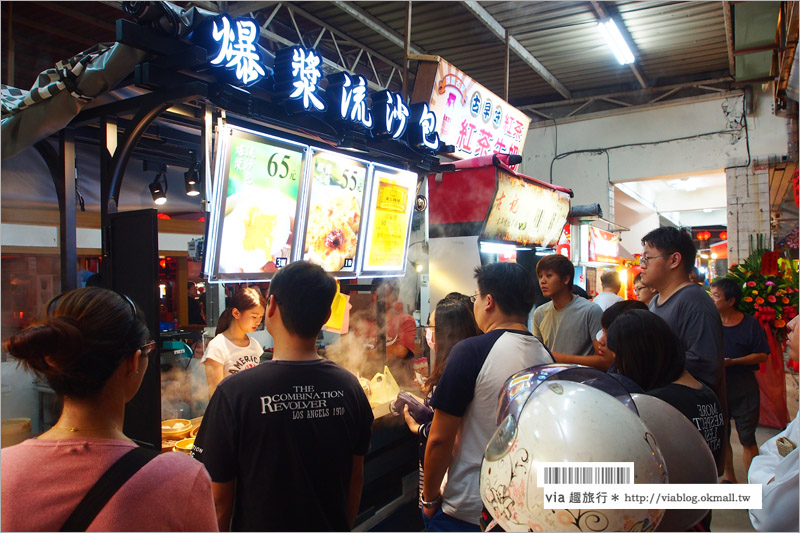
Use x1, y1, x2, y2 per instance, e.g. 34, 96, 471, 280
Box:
755, 310, 789, 429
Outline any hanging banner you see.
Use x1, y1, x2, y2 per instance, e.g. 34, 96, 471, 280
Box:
301, 149, 369, 274
413, 56, 530, 161
481, 170, 571, 248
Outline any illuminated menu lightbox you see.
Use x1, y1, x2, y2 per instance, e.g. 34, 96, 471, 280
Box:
205, 126, 418, 282
360, 165, 418, 275
208, 127, 306, 281
300, 149, 369, 274
481, 170, 571, 249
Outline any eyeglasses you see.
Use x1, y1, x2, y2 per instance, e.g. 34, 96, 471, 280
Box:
469, 293, 479, 303
639, 254, 668, 266
633, 286, 648, 293
140, 340, 157, 359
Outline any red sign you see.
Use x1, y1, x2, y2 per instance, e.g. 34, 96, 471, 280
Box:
587, 227, 620, 264
556, 223, 571, 259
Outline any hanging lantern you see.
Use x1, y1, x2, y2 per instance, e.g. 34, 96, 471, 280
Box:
719, 231, 728, 240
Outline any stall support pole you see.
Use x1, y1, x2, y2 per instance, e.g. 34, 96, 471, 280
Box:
100, 117, 118, 286
60, 131, 77, 291
376, 285, 387, 365
34, 135, 77, 291
505, 28, 510, 101
402, 1, 412, 100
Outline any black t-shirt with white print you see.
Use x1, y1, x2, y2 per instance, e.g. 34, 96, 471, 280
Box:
193, 358, 373, 532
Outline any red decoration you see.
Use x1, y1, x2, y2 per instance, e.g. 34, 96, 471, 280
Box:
156, 213, 171, 220
792, 168, 798, 207
696, 231, 711, 241
759, 251, 780, 276
719, 232, 727, 240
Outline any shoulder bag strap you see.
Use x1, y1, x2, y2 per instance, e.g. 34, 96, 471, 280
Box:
60, 447, 159, 532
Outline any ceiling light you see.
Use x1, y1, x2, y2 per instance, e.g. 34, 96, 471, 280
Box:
185, 173, 201, 196
597, 18, 635, 65
184, 151, 201, 197
149, 172, 168, 205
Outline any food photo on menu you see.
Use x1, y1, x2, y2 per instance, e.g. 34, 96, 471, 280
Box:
303, 150, 368, 273
216, 133, 304, 275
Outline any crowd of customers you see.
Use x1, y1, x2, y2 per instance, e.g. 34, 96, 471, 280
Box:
0, 223, 796, 532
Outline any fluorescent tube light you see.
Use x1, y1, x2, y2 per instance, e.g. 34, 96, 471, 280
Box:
597, 19, 635, 65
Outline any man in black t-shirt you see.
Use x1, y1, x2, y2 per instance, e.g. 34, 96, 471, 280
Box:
193, 262, 373, 532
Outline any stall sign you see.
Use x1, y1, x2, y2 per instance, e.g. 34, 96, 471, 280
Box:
420, 57, 530, 164
194, 17, 443, 154
208, 126, 306, 281
326, 73, 373, 129
301, 149, 369, 274
370, 90, 410, 140
195, 14, 267, 86
556, 223, 571, 259
586, 226, 620, 264
361, 166, 417, 273
481, 170, 571, 248
274, 46, 326, 114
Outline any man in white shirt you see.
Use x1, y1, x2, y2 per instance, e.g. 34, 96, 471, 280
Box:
748, 315, 798, 532
421, 262, 553, 530
593, 270, 624, 311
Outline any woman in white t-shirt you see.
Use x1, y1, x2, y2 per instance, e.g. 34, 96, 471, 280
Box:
202, 287, 266, 398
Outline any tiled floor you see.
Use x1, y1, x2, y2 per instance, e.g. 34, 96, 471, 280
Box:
711, 370, 798, 533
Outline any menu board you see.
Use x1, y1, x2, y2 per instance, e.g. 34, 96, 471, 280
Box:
211, 127, 306, 280
361, 166, 417, 273
481, 170, 571, 248
301, 149, 369, 274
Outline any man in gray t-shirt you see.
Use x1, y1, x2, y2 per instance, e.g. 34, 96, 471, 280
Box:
533, 255, 603, 361
640, 227, 726, 472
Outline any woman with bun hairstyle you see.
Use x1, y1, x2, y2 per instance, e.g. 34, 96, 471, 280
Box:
0, 287, 217, 532
201, 287, 266, 398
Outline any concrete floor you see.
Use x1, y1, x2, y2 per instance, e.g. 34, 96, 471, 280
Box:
711, 369, 799, 533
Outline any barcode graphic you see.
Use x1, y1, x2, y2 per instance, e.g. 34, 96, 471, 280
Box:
538, 463, 633, 486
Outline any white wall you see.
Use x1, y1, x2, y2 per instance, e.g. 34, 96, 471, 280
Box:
520, 86, 791, 222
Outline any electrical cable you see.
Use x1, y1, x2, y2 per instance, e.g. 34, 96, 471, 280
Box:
549, 128, 744, 184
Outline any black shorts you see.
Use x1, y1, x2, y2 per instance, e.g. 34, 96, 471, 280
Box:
725, 370, 760, 447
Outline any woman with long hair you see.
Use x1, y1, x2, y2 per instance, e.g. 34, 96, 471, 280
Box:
0, 287, 217, 532
606, 310, 724, 466
403, 296, 480, 508
202, 287, 266, 399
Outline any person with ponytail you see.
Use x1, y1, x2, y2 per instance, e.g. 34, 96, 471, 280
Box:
403, 296, 480, 509
0, 287, 217, 532
201, 287, 266, 399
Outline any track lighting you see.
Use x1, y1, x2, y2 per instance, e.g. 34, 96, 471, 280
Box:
184, 151, 201, 197
149, 172, 168, 205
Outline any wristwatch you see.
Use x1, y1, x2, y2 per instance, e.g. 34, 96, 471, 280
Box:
421, 494, 442, 509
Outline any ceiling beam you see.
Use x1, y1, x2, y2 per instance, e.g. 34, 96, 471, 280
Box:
332, 1, 424, 56
461, 1, 571, 99
285, 2, 404, 72
590, 1, 648, 89
33, 2, 116, 32
518, 76, 732, 110
722, 2, 736, 77
227, 1, 275, 17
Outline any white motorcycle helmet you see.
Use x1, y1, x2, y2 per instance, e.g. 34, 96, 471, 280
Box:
631, 393, 717, 532
481, 365, 667, 532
